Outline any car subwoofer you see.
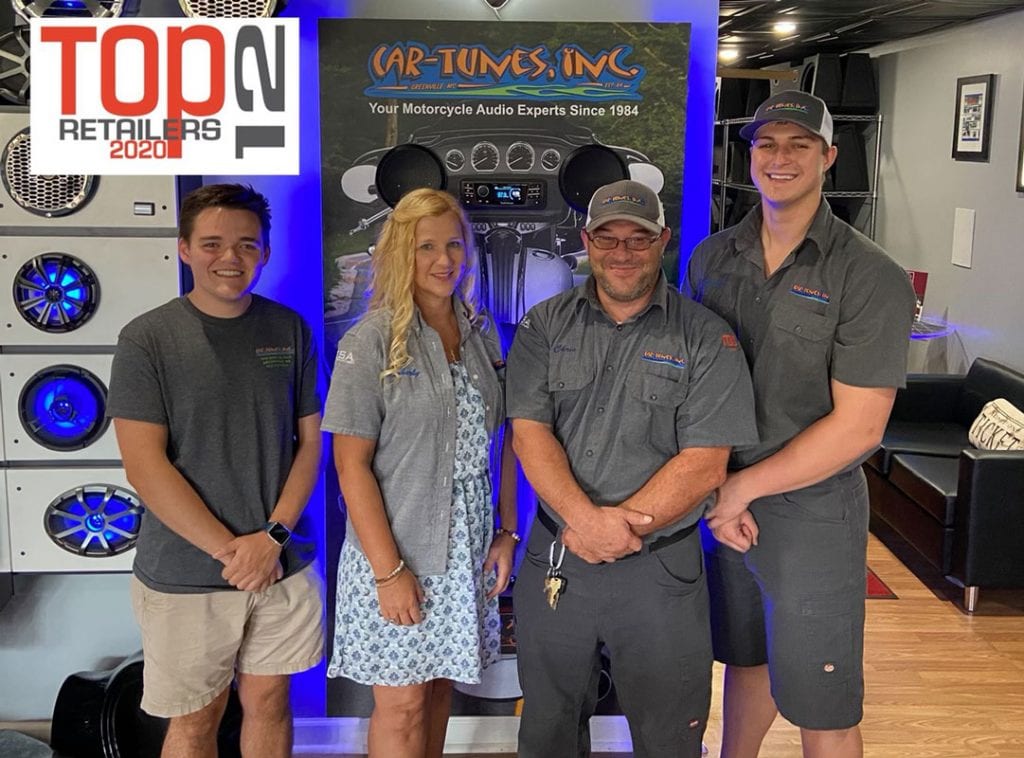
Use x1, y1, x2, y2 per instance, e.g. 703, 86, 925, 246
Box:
12, 252, 100, 334
178, 0, 284, 17
44, 482, 142, 558
558, 144, 628, 213
12, 0, 138, 18
0, 28, 30, 107
2, 127, 95, 218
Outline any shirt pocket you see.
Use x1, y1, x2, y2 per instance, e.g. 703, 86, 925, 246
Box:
627, 362, 688, 455
547, 353, 595, 420
771, 301, 835, 343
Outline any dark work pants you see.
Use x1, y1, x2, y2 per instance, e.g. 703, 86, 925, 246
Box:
514, 519, 712, 758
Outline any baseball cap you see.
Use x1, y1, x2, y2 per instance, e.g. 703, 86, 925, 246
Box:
739, 90, 834, 145
585, 179, 665, 236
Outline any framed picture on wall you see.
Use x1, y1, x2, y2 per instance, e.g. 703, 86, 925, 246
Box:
1017, 84, 1024, 191
952, 74, 995, 162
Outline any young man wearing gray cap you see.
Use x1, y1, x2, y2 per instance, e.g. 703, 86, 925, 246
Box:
506, 179, 757, 757
686, 90, 915, 757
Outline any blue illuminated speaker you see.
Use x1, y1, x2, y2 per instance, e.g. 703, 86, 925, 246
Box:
11, 0, 139, 18
178, 0, 283, 16
0, 28, 30, 107
44, 483, 142, 557
17, 364, 109, 451
13, 253, 100, 333
2, 127, 95, 217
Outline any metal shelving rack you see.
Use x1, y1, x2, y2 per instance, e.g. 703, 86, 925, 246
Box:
711, 113, 883, 238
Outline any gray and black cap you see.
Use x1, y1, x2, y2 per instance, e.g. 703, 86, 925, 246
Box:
739, 90, 834, 145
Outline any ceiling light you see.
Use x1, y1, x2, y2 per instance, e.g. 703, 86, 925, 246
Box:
773, 21, 797, 35
718, 48, 740, 62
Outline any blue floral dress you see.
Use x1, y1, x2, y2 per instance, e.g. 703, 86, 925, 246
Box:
328, 361, 501, 685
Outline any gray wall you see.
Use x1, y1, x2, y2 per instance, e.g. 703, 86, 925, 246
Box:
869, 9, 1024, 374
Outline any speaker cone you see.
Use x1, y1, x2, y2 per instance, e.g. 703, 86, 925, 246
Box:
44, 483, 142, 557
374, 144, 446, 208
18, 364, 110, 451
558, 144, 628, 213
13, 253, 100, 333
3, 129, 95, 217
178, 0, 280, 16
0, 28, 30, 107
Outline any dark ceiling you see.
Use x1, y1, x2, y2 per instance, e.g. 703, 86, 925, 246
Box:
717, 0, 1024, 68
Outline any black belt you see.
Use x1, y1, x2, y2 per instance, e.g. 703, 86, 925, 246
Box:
535, 506, 698, 558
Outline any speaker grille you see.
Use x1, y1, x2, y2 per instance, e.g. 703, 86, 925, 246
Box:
0, 28, 30, 107
18, 364, 110, 451
2, 129, 95, 217
374, 144, 446, 208
44, 484, 143, 557
558, 144, 628, 213
13, 0, 127, 18
14, 253, 101, 333
179, 0, 278, 16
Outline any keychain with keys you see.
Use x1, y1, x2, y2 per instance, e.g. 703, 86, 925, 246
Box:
544, 540, 567, 610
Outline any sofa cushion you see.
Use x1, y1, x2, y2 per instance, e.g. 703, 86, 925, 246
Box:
868, 421, 969, 475
889, 453, 959, 525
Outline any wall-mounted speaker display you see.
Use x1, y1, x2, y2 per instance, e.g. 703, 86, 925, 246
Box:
0, 236, 178, 346
0, 111, 179, 234
558, 144, 628, 212
12, 0, 135, 18
374, 144, 447, 208
12, 253, 99, 334
7, 468, 139, 572
0, 353, 119, 462
179, 0, 281, 16
0, 28, 30, 108
18, 364, 109, 453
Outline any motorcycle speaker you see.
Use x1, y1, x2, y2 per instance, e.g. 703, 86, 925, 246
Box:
12, 0, 138, 18
558, 144, 628, 213
374, 144, 446, 208
178, 0, 284, 16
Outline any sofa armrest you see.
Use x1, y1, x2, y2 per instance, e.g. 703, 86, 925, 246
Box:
950, 448, 1024, 588
890, 374, 966, 423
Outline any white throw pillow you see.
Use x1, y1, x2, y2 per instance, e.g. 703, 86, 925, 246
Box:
968, 398, 1024, 451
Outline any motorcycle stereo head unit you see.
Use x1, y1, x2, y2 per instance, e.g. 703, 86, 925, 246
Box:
460, 179, 546, 209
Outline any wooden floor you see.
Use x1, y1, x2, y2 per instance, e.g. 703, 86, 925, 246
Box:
319, 531, 1024, 757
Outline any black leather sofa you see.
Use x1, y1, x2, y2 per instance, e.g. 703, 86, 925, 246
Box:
865, 358, 1024, 612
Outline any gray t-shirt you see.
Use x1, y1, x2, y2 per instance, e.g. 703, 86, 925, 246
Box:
685, 201, 916, 468
107, 295, 322, 592
506, 275, 758, 537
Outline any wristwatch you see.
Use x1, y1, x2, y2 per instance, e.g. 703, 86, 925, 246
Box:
265, 521, 292, 548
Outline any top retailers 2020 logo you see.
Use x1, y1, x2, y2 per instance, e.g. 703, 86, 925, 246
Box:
29, 18, 299, 175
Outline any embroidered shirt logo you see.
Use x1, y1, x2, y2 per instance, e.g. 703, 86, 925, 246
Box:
641, 350, 686, 369
256, 345, 294, 368
721, 334, 739, 349
552, 343, 576, 353
790, 284, 831, 304
397, 366, 420, 377
519, 316, 531, 330
336, 350, 355, 364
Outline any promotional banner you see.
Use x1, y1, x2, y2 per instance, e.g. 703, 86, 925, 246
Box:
319, 18, 689, 718
30, 18, 299, 175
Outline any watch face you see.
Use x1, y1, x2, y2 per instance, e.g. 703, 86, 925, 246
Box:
267, 522, 291, 546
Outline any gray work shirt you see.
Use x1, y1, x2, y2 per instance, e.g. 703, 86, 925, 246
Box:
321, 303, 505, 575
506, 275, 758, 538
685, 201, 916, 468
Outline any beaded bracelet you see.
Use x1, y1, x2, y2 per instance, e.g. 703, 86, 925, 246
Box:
374, 559, 406, 585
495, 527, 522, 543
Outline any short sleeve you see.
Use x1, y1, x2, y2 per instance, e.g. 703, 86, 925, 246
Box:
677, 311, 758, 450
832, 254, 916, 389
297, 319, 322, 418
106, 328, 167, 424
321, 321, 386, 439
505, 310, 553, 424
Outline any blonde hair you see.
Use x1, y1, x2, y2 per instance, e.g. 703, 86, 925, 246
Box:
367, 188, 481, 379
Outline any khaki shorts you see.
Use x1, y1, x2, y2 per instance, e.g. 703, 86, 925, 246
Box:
130, 564, 324, 718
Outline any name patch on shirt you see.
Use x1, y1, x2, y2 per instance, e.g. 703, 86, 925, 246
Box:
790, 284, 831, 304
256, 346, 295, 368
641, 350, 686, 369
552, 343, 576, 353
397, 367, 421, 377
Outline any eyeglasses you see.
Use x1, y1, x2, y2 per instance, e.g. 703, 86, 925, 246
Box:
586, 232, 660, 251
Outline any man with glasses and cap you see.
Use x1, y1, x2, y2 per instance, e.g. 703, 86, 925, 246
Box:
506, 179, 757, 757
686, 90, 915, 758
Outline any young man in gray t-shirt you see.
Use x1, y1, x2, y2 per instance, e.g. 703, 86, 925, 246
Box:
107, 184, 323, 757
